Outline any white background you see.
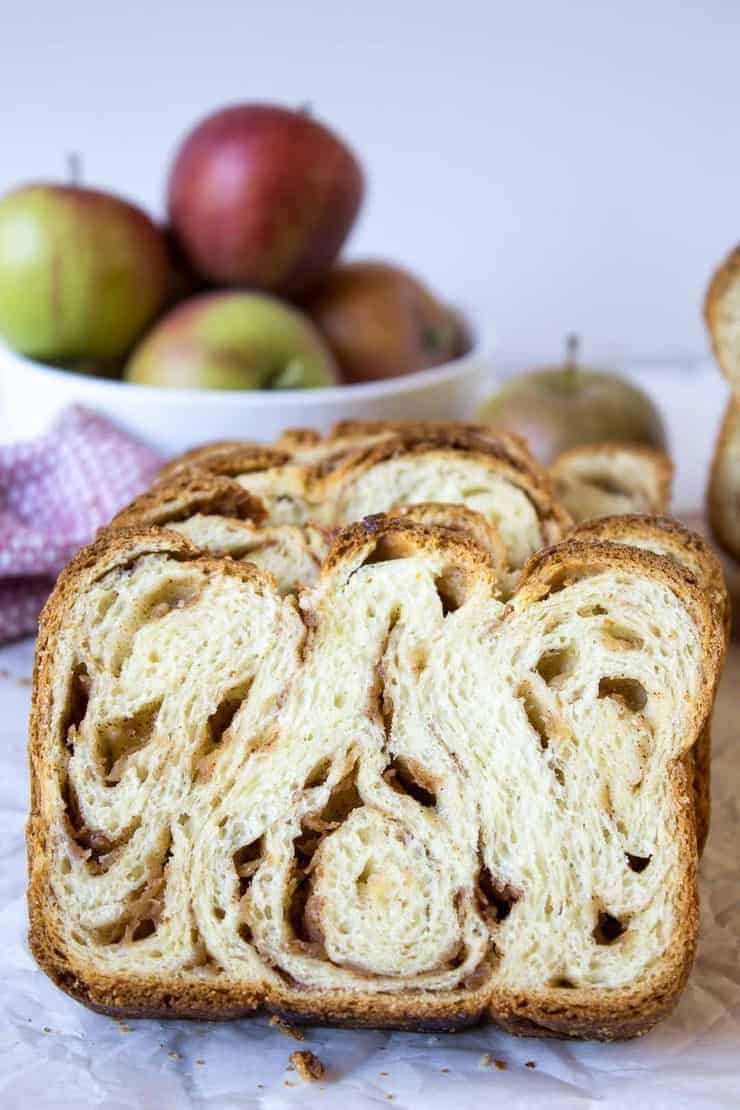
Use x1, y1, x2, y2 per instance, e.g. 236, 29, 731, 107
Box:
2, 0, 740, 369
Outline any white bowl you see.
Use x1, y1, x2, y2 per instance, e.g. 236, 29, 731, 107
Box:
0, 337, 494, 453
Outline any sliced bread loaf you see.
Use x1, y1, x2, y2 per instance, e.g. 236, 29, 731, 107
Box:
28, 515, 723, 1037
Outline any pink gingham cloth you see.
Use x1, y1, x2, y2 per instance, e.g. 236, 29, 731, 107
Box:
0, 406, 162, 643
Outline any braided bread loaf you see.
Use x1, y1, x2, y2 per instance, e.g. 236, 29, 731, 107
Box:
28, 514, 723, 1037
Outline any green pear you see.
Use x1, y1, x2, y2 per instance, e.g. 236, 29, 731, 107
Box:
0, 184, 170, 362
124, 291, 338, 390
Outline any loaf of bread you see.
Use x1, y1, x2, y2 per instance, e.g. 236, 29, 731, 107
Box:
120, 423, 571, 598
550, 444, 673, 523
28, 514, 723, 1038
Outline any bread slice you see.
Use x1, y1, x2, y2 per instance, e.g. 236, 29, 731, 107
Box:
707, 398, 740, 565
573, 514, 728, 638
573, 513, 729, 855
28, 515, 723, 1038
550, 444, 673, 523
147, 423, 571, 596
705, 245, 740, 387
109, 473, 329, 596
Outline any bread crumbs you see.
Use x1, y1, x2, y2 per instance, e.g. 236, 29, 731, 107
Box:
526, 1061, 536, 1069
270, 1015, 304, 1040
290, 1049, 325, 1082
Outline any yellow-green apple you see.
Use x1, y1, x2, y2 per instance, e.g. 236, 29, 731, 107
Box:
0, 184, 169, 362
302, 260, 466, 383
476, 336, 667, 463
167, 103, 364, 294
124, 290, 338, 390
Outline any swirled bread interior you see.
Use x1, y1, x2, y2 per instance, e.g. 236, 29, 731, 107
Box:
28, 517, 722, 1037
550, 444, 673, 523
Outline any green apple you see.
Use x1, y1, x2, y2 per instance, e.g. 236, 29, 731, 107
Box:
476, 336, 667, 464
124, 291, 338, 390
0, 184, 170, 363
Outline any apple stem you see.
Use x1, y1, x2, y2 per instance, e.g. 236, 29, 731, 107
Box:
67, 152, 82, 186
563, 332, 580, 389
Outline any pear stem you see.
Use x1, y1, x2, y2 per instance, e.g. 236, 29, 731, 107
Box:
67, 152, 82, 186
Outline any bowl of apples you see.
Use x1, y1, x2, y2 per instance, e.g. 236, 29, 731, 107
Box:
0, 104, 489, 452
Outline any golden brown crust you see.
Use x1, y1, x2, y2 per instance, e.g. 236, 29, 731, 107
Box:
27, 518, 724, 1038
704, 244, 740, 384
707, 398, 740, 563
275, 428, 323, 451
109, 473, 268, 530
387, 502, 507, 576
159, 442, 292, 482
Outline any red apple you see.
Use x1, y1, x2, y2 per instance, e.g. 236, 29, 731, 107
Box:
302, 260, 466, 383
167, 104, 364, 294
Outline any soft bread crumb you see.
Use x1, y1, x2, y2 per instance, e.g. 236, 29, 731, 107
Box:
290, 1050, 325, 1082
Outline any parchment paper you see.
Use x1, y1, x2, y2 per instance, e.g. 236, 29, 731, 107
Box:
1, 636, 738, 1110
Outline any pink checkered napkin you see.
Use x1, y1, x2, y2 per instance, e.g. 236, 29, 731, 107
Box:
0, 406, 162, 643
